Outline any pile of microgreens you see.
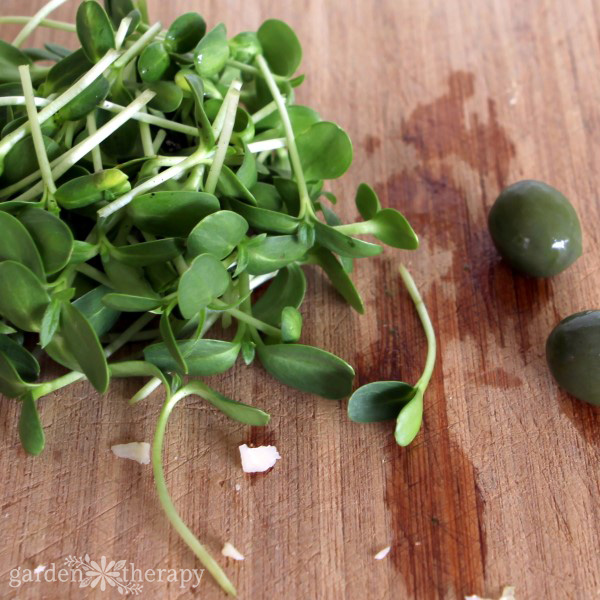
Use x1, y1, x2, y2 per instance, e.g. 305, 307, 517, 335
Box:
0, 0, 436, 595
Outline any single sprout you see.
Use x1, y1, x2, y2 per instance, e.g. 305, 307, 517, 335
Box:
348, 265, 436, 447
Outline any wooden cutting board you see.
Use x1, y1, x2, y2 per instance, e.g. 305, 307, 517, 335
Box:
1, 1, 599, 598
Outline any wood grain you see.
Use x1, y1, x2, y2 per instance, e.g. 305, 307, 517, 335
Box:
1, 1, 599, 598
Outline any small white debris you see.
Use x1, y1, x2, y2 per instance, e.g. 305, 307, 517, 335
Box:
111, 442, 151, 465
221, 542, 245, 561
374, 546, 391, 560
465, 586, 515, 600
33, 565, 46, 575
235, 483, 241, 492
239, 444, 280, 473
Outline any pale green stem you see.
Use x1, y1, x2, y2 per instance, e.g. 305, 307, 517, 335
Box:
250, 99, 279, 124
75, 264, 113, 288
211, 81, 240, 138
114, 21, 162, 69
130, 377, 162, 404
152, 391, 237, 597
86, 113, 103, 172
13, 0, 70, 47
255, 55, 314, 220
184, 164, 204, 191
0, 50, 119, 162
398, 264, 436, 389
64, 121, 75, 149
152, 129, 167, 154
173, 255, 189, 276
138, 105, 155, 156
97, 150, 208, 218
214, 304, 280, 338
205, 80, 242, 194
114, 16, 133, 50
0, 16, 76, 32
0, 96, 287, 153
226, 59, 286, 82
32, 313, 155, 400
18, 65, 56, 194
13, 91, 155, 202
104, 313, 155, 356
246, 137, 286, 153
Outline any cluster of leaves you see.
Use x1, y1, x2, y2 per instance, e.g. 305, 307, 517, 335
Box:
0, 1, 434, 596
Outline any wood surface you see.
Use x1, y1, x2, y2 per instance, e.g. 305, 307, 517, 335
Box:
1, 1, 599, 598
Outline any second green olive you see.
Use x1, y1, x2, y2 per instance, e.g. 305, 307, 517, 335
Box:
488, 180, 582, 277
546, 310, 600, 406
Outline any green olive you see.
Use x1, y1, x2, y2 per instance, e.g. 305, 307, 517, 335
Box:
546, 310, 600, 406
488, 180, 582, 277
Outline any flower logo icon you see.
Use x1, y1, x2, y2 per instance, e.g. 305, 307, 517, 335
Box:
65, 555, 143, 595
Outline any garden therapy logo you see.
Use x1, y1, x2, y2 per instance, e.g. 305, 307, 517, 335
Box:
8, 555, 204, 593
65, 555, 143, 594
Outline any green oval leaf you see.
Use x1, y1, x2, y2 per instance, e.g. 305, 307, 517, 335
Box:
19, 394, 45, 455
313, 221, 382, 258
181, 380, 269, 426
250, 182, 283, 211
138, 41, 171, 83
252, 264, 306, 326
77, 0, 116, 63
40, 298, 62, 348
281, 306, 302, 342
0, 261, 49, 331
102, 293, 162, 312
56, 168, 130, 209
183, 73, 214, 147
109, 360, 171, 399
128, 191, 220, 236
194, 23, 229, 78
165, 12, 206, 53
309, 247, 364, 313
257, 343, 354, 399
0, 211, 45, 279
19, 207, 74, 274
395, 389, 423, 446
187, 210, 248, 260
61, 302, 109, 393
0, 351, 39, 397
159, 302, 188, 374
44, 48, 93, 94
296, 121, 353, 181
229, 31, 262, 63
348, 381, 416, 423
102, 255, 157, 298
72, 285, 120, 336
109, 238, 184, 267
3, 135, 62, 185
145, 338, 240, 376
227, 197, 299, 234
147, 81, 183, 113
257, 19, 302, 77
0, 334, 40, 381
369, 209, 419, 250
216, 164, 257, 205
55, 76, 110, 122
355, 183, 382, 220
178, 254, 230, 319
246, 234, 309, 275
0, 40, 31, 84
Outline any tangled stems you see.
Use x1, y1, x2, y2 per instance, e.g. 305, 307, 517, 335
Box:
152, 389, 237, 597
